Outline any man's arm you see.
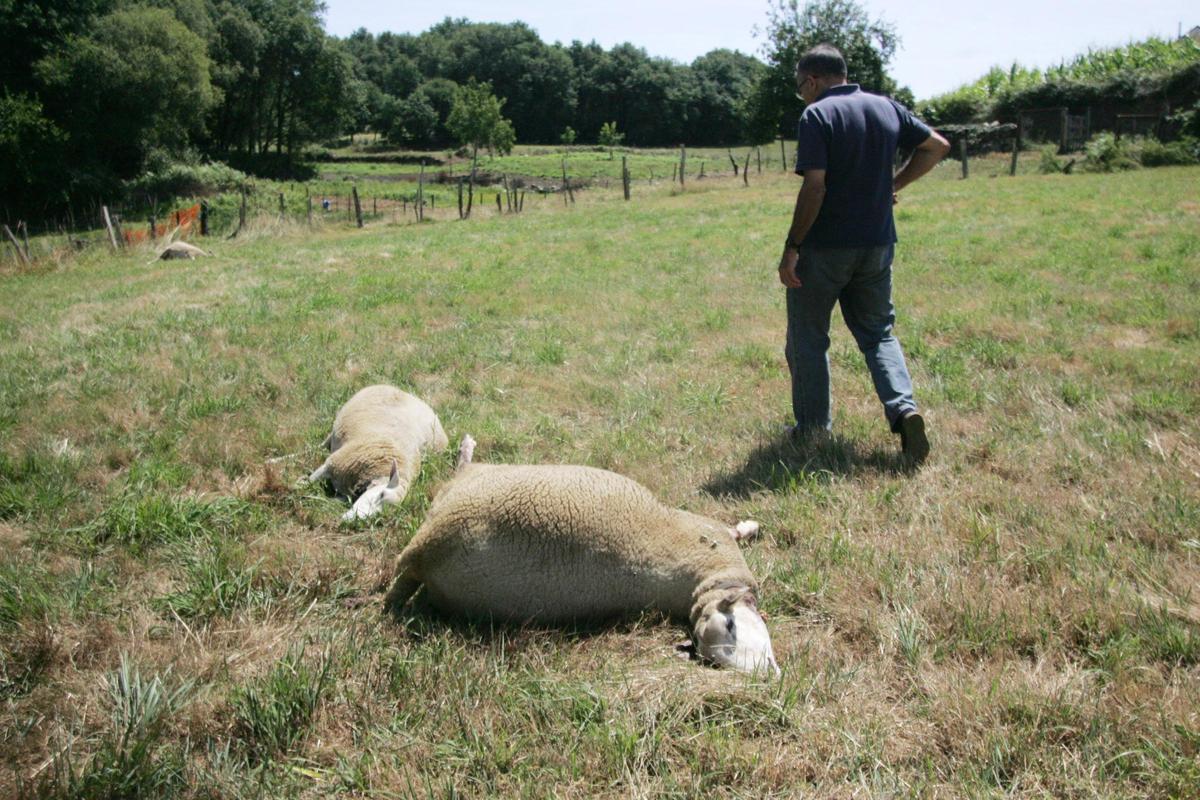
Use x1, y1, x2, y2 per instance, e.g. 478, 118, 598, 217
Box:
778, 169, 826, 288
893, 131, 950, 194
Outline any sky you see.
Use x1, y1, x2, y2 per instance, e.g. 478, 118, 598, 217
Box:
321, 0, 1198, 99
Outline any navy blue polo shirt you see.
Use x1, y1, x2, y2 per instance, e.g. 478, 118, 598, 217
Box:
794, 84, 931, 247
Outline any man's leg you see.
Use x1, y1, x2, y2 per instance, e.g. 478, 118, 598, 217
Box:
785, 248, 846, 435
838, 246, 920, 435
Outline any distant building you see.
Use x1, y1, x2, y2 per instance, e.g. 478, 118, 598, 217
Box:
1189, 25, 1200, 44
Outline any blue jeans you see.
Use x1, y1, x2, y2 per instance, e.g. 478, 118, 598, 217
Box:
785, 245, 917, 434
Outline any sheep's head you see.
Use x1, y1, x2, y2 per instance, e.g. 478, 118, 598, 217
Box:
691, 590, 780, 676
342, 459, 404, 522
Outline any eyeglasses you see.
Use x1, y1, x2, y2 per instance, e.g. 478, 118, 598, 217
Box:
795, 75, 814, 100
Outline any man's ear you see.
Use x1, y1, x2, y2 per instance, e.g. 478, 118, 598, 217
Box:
387, 458, 400, 489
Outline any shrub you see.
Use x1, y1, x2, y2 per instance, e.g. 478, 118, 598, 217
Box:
1082, 132, 1140, 172
124, 155, 247, 201
1038, 146, 1066, 174
1135, 137, 1199, 166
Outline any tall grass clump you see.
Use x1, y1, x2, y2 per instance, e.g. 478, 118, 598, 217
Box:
76, 490, 264, 555
31, 656, 194, 799
230, 645, 333, 763
0, 449, 79, 521
154, 540, 266, 622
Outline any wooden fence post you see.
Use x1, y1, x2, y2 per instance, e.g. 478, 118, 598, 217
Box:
561, 159, 574, 204
278, 192, 285, 220
959, 138, 969, 179
467, 157, 475, 218
1059, 107, 1069, 154
102, 206, 120, 250
495, 193, 502, 212
417, 162, 425, 221
743, 151, 751, 186
756, 145, 762, 174
110, 212, 124, 247
458, 178, 464, 219
779, 138, 787, 172
1009, 121, 1021, 177
352, 186, 364, 228
3, 224, 30, 265
727, 149, 738, 176
200, 201, 209, 235
679, 145, 686, 186
306, 192, 312, 225
622, 155, 630, 200
236, 187, 247, 237
148, 216, 156, 240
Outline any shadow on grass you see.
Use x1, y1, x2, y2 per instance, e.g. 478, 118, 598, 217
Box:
702, 432, 912, 498
385, 591, 683, 650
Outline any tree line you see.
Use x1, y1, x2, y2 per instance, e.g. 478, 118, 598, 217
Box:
345, 19, 768, 151
0, 0, 910, 223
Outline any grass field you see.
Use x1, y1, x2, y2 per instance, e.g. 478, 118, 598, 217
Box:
1, 160, 1198, 797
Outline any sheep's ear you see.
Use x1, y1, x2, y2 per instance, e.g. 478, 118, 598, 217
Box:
387, 459, 400, 489
717, 597, 736, 614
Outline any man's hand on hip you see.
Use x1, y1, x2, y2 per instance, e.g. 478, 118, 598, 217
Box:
778, 247, 802, 288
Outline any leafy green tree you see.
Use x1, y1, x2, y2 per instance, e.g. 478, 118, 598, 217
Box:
0, 93, 68, 218
447, 80, 516, 162
389, 92, 439, 147
415, 78, 460, 146
597, 121, 624, 158
747, 0, 907, 140
560, 126, 577, 145
692, 49, 767, 145
0, 0, 113, 94
36, 6, 215, 179
419, 20, 575, 143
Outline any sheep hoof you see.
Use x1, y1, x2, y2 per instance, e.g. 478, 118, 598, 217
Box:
732, 520, 760, 542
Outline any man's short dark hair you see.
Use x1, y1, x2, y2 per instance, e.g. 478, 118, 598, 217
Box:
795, 44, 847, 79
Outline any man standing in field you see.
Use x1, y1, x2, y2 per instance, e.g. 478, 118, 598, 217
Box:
780, 43, 949, 464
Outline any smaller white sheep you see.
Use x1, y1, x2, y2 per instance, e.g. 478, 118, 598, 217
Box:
385, 439, 778, 674
304, 385, 449, 521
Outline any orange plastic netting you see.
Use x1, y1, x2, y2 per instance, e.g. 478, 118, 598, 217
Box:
122, 203, 201, 244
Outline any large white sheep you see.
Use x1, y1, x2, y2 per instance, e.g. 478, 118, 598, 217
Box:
385, 438, 778, 674
304, 385, 449, 522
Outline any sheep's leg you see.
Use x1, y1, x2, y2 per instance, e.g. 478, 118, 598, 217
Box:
383, 563, 422, 616
456, 434, 476, 471
302, 458, 331, 486
730, 520, 760, 542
